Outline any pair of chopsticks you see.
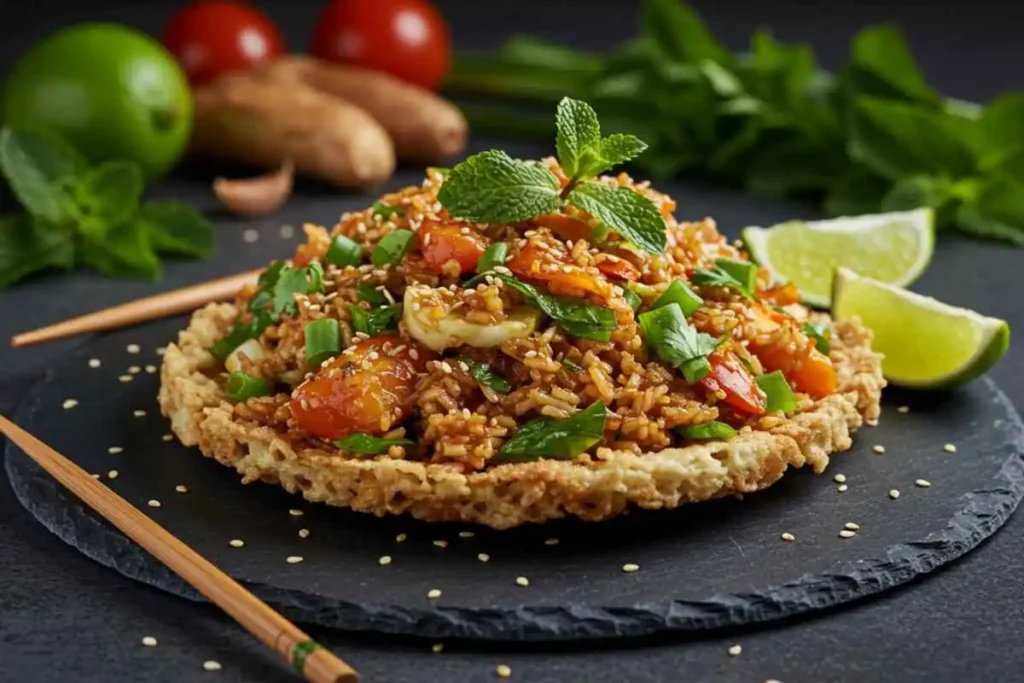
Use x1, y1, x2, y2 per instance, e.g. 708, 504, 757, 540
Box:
0, 414, 358, 683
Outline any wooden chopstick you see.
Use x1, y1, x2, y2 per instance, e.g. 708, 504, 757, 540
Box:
0, 414, 359, 683
11, 268, 262, 348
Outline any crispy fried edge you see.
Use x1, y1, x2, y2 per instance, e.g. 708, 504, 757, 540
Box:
158, 303, 884, 529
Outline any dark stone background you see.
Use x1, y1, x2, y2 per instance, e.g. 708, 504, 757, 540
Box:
2, 1, 1023, 681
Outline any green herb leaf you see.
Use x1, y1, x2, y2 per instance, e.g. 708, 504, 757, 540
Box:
79, 220, 161, 280
562, 359, 585, 373
651, 280, 703, 316
642, 0, 731, 66
357, 282, 389, 307
273, 267, 310, 316
0, 214, 74, 287
594, 133, 648, 171
0, 127, 87, 223
438, 149, 562, 223
137, 201, 215, 257
461, 357, 511, 393
846, 25, 939, 105
956, 205, 1024, 246
371, 200, 405, 220
954, 175, 1024, 245
679, 420, 737, 441
979, 94, 1024, 167
638, 303, 719, 382
349, 303, 403, 337
714, 258, 758, 294
567, 181, 666, 254
496, 401, 606, 462
73, 161, 144, 239
371, 230, 415, 267
335, 433, 414, 456
326, 235, 363, 267
824, 165, 891, 217
802, 321, 831, 354
555, 97, 602, 178
480, 271, 616, 341
756, 370, 798, 413
691, 262, 754, 298
622, 286, 642, 311
748, 30, 816, 114
879, 175, 954, 218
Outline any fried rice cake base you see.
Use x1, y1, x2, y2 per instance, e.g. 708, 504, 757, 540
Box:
159, 303, 885, 529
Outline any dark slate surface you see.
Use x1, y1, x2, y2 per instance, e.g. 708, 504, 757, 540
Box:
3, 0, 1024, 681
6, 320, 1024, 642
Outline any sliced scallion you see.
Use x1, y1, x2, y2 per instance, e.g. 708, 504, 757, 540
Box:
326, 235, 363, 267
225, 371, 270, 402
622, 287, 642, 311
715, 258, 758, 295
756, 370, 798, 413
476, 242, 509, 273
304, 318, 341, 367
371, 230, 415, 267
357, 283, 388, 307
679, 420, 737, 441
651, 280, 703, 316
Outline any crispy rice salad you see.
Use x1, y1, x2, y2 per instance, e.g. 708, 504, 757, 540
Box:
160, 99, 883, 527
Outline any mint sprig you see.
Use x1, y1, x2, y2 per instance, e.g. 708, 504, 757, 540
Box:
0, 126, 215, 288
437, 98, 665, 254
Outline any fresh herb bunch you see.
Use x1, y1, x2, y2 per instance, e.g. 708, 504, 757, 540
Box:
0, 127, 214, 288
448, 0, 1024, 246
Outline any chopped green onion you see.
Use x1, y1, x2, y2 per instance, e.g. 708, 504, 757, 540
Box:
347, 304, 369, 335
679, 420, 737, 441
803, 321, 830, 354
622, 287, 642, 311
714, 258, 758, 294
335, 433, 414, 455
756, 370, 798, 413
371, 200, 405, 220
306, 261, 325, 294
326, 235, 363, 267
371, 230, 415, 267
304, 318, 341, 366
357, 283, 389, 307
476, 242, 509, 273
651, 280, 703, 316
562, 359, 585, 373
681, 356, 712, 383
225, 371, 270, 402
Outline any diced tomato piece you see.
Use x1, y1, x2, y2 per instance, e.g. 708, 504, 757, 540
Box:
508, 242, 605, 298
748, 308, 838, 398
756, 281, 801, 306
790, 348, 838, 397
702, 353, 766, 416
417, 219, 489, 275
532, 213, 592, 242
596, 255, 640, 281
290, 335, 436, 440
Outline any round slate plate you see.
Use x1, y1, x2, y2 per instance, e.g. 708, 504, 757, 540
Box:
6, 317, 1024, 642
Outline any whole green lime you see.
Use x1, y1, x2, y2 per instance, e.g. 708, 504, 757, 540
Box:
2, 23, 193, 181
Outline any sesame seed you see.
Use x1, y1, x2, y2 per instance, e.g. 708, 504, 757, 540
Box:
148, 500, 161, 508
728, 644, 742, 656
379, 555, 392, 566
837, 484, 848, 493
872, 445, 886, 454
145, 365, 157, 374
427, 589, 442, 599
229, 539, 244, 548
780, 532, 795, 542
289, 509, 304, 517
108, 447, 123, 454
897, 405, 910, 413
203, 660, 222, 672
431, 643, 444, 653
544, 538, 560, 546
622, 563, 640, 573
943, 444, 957, 453
119, 375, 133, 383
496, 664, 512, 678
162, 434, 174, 442
126, 344, 140, 354
298, 528, 310, 539
889, 489, 901, 499
833, 473, 846, 483
156, 347, 167, 356
175, 485, 188, 493
396, 533, 407, 543
915, 479, 932, 488
108, 470, 118, 479
765, 679, 782, 683
433, 540, 448, 548
515, 576, 530, 587
477, 553, 490, 563
279, 224, 295, 239
839, 530, 857, 538
133, 410, 147, 417
88, 359, 101, 368
91, 473, 100, 479
142, 636, 158, 647
459, 531, 475, 538
128, 365, 142, 374
243, 229, 259, 243
286, 556, 304, 564
844, 522, 860, 531
62, 398, 78, 410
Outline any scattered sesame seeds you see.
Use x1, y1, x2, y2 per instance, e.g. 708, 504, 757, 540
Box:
229, 539, 244, 548
915, 479, 932, 488
459, 531, 475, 538
148, 499, 161, 508
839, 530, 857, 539
379, 555, 392, 566
161, 434, 174, 442
289, 509, 304, 517
298, 528, 310, 539
496, 664, 512, 679
872, 445, 886, 454
544, 538, 560, 546
108, 446, 123, 454
203, 660, 222, 672
622, 563, 640, 573
833, 473, 846, 483
286, 556, 304, 564
243, 229, 259, 243
427, 589, 442, 599
62, 398, 78, 410
279, 224, 295, 240
126, 344, 140, 354
91, 473, 100, 479
728, 644, 742, 656
780, 532, 795, 542
156, 346, 167, 356
897, 405, 910, 413
88, 358, 101, 368
431, 643, 444, 653
433, 540, 449, 548
128, 365, 142, 374
837, 484, 848, 493
889, 489, 901, 499
845, 522, 860, 531
477, 553, 490, 563
145, 365, 157, 374
133, 410, 147, 417
175, 485, 188, 494
395, 533, 407, 543
108, 470, 118, 480
142, 636, 158, 647
118, 375, 133, 383
515, 576, 530, 587
944, 443, 957, 453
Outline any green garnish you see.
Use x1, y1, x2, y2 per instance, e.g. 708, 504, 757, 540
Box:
348, 303, 402, 337
679, 420, 738, 441
325, 235, 363, 267
476, 242, 509, 273
691, 261, 755, 299
437, 98, 665, 254
495, 401, 607, 462
562, 359, 586, 373
803, 321, 831, 354
461, 357, 511, 393
225, 371, 270, 402
714, 258, 758, 295
371, 200, 405, 220
756, 370, 799, 413
638, 303, 719, 382
335, 433, 414, 455
357, 282, 389, 307
304, 318, 341, 367
622, 286, 642, 311
371, 230, 415, 267
305, 261, 325, 294
651, 280, 703, 316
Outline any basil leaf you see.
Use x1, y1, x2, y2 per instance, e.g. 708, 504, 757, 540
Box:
138, 201, 215, 257
846, 25, 939, 105
357, 282, 389, 307
371, 230, 415, 267
79, 220, 161, 280
496, 401, 606, 462
555, 97, 602, 178
679, 420, 737, 441
567, 181, 666, 254
437, 149, 562, 223
371, 200, 405, 220
461, 357, 511, 393
73, 161, 144, 239
638, 303, 719, 382
335, 433, 414, 456
802, 321, 831, 354
0, 127, 87, 223
0, 214, 74, 288
479, 271, 616, 341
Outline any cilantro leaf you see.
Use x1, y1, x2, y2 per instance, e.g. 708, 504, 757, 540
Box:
479, 271, 616, 341
461, 357, 511, 393
357, 282, 389, 307
371, 200, 405, 220
137, 201, 215, 257
567, 182, 666, 254
0, 214, 74, 287
802, 321, 831, 354
79, 220, 161, 280
73, 161, 144, 240
349, 303, 403, 336
638, 303, 719, 382
495, 401, 606, 462
0, 127, 86, 223
555, 97, 602, 178
438, 149, 562, 223
691, 262, 755, 298
335, 433, 414, 456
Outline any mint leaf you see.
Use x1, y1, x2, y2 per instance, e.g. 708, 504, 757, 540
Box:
0, 214, 74, 288
438, 150, 561, 223
587, 134, 648, 175
746, 137, 845, 197
979, 94, 1024, 167
957, 206, 1024, 246
138, 201, 216, 257
555, 97, 601, 178
461, 357, 511, 393
846, 26, 939, 105
0, 127, 87, 223
824, 165, 890, 216
955, 175, 1024, 245
748, 30, 815, 113
567, 182, 666, 254
79, 220, 161, 280
335, 433, 414, 456
73, 161, 144, 239
496, 401, 606, 462
642, 0, 731, 66
880, 175, 953, 215
638, 303, 719, 382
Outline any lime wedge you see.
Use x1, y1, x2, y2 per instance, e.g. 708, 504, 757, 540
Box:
832, 267, 1009, 389
742, 209, 934, 308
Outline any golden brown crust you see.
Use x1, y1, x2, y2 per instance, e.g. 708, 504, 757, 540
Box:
159, 304, 884, 529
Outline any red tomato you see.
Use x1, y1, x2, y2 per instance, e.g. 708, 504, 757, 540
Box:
596, 256, 641, 282
702, 353, 766, 416
163, 1, 285, 86
290, 335, 435, 440
508, 242, 606, 299
417, 220, 489, 275
309, 0, 451, 90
